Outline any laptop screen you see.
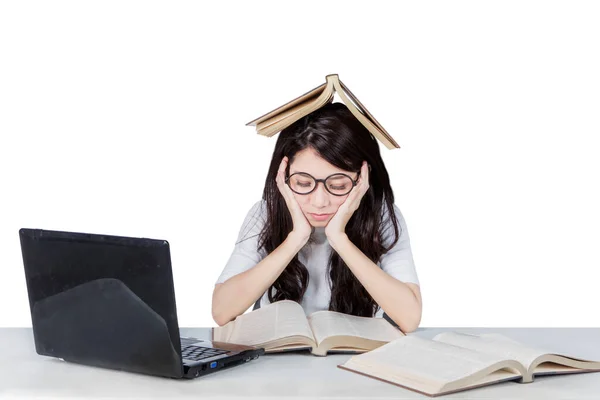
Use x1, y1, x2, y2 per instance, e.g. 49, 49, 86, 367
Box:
19, 228, 184, 378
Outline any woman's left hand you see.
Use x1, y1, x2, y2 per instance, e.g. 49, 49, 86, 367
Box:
325, 161, 370, 241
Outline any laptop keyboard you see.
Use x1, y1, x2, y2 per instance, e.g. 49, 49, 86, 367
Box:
180, 337, 229, 361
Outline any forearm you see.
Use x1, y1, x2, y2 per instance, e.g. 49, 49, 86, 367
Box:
328, 234, 422, 332
212, 233, 307, 326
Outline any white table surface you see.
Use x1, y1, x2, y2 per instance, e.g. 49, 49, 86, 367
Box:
1, 327, 599, 399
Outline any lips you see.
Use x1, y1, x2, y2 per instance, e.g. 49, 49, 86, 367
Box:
309, 213, 332, 221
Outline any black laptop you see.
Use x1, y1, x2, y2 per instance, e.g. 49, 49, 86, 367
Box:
19, 228, 264, 379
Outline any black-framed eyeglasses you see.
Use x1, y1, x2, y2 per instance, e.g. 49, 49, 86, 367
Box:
285, 171, 360, 196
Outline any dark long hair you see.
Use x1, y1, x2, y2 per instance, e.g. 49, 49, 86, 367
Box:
257, 102, 401, 317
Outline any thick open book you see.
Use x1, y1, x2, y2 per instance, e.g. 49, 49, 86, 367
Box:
338, 331, 600, 397
246, 74, 400, 150
211, 300, 404, 356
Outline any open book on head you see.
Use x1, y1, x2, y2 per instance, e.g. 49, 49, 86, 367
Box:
246, 74, 400, 150
338, 331, 600, 397
211, 300, 404, 356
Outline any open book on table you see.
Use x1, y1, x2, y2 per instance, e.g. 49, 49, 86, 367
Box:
211, 300, 404, 356
338, 331, 600, 397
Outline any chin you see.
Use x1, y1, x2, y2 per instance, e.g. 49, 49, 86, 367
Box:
309, 221, 328, 227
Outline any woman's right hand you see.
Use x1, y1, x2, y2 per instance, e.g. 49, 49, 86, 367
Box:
276, 156, 312, 243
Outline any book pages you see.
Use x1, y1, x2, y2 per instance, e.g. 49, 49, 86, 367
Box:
225, 300, 314, 346
246, 82, 326, 127
307, 311, 404, 346
343, 336, 523, 387
433, 332, 549, 370
259, 78, 335, 137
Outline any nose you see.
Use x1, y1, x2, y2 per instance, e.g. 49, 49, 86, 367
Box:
311, 182, 330, 207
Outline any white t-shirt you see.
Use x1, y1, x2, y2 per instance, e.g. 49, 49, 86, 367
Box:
215, 200, 420, 318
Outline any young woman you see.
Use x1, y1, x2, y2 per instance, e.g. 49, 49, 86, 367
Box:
212, 102, 422, 332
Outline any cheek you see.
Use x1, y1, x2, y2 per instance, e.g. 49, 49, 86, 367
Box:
329, 196, 348, 212
334, 195, 349, 207
294, 194, 309, 209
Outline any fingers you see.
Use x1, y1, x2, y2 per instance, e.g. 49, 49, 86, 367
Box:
276, 157, 288, 192
276, 156, 296, 205
345, 161, 370, 207
278, 156, 288, 175
360, 161, 370, 193
352, 161, 369, 193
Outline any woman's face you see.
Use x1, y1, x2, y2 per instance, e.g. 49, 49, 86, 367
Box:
288, 147, 359, 227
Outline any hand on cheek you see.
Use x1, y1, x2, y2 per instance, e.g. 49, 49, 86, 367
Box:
325, 161, 370, 239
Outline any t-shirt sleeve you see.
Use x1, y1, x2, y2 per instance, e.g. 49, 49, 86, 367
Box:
215, 200, 268, 285
378, 203, 420, 286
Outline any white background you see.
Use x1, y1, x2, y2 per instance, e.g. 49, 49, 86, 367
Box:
1, 1, 599, 328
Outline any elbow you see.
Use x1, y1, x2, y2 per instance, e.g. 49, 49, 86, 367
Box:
212, 310, 230, 327
395, 315, 420, 333
405, 307, 422, 333
211, 285, 231, 327
401, 315, 421, 333
401, 293, 423, 333
389, 305, 422, 334
212, 301, 233, 327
